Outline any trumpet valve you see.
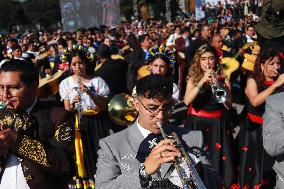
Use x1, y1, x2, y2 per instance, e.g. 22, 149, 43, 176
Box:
165, 135, 176, 146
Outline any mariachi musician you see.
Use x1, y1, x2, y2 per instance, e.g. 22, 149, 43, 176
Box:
211, 34, 232, 60
232, 25, 259, 105
238, 48, 284, 188
96, 74, 221, 189
134, 44, 178, 103
0, 59, 75, 189
59, 47, 111, 188
184, 44, 236, 188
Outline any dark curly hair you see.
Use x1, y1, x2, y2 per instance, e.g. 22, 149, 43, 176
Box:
136, 74, 172, 100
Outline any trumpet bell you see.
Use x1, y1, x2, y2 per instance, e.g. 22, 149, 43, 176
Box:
215, 89, 228, 103
108, 93, 138, 126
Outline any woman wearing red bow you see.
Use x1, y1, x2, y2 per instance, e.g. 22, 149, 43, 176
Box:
238, 49, 284, 189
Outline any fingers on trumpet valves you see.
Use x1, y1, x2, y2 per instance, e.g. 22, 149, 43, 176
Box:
165, 135, 176, 146
159, 152, 163, 158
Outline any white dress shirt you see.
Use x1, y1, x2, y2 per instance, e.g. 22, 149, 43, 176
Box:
245, 34, 255, 43
0, 98, 37, 189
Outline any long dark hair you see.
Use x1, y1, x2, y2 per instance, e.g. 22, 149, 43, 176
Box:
150, 53, 172, 77
71, 50, 96, 76
252, 48, 281, 86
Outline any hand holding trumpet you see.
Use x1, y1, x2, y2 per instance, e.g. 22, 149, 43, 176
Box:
144, 139, 181, 175
200, 65, 216, 86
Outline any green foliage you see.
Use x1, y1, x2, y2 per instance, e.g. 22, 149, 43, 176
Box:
23, 0, 61, 29
0, 0, 27, 31
0, 0, 61, 32
0, 0, 180, 31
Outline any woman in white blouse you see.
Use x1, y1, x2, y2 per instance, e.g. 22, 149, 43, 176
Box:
59, 50, 110, 188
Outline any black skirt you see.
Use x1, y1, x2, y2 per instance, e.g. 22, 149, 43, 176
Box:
238, 118, 275, 189
78, 112, 111, 179
186, 113, 237, 189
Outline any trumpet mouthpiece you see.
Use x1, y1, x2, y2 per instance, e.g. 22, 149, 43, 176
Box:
156, 122, 167, 138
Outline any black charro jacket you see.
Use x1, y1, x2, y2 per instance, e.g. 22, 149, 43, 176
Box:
0, 100, 75, 189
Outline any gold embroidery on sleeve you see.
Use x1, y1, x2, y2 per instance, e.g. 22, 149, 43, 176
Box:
0, 109, 35, 132
54, 122, 73, 142
19, 136, 50, 167
0, 115, 14, 130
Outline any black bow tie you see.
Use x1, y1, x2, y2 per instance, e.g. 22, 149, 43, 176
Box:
136, 133, 162, 163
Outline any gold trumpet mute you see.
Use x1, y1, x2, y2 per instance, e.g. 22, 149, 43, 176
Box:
108, 93, 138, 126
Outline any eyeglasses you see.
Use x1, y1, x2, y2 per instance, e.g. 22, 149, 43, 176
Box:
137, 98, 174, 117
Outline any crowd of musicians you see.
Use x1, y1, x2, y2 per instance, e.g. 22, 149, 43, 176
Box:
0, 1, 283, 188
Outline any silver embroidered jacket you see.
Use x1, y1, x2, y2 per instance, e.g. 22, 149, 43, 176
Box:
95, 122, 221, 189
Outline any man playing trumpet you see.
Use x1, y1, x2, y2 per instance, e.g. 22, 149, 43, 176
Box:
95, 74, 220, 189
0, 59, 75, 189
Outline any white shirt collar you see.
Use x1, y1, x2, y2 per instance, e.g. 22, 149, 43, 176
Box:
136, 118, 151, 139
25, 97, 37, 113
245, 34, 254, 43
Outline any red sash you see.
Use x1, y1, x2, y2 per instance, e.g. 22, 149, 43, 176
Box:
188, 106, 222, 118
247, 113, 263, 125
